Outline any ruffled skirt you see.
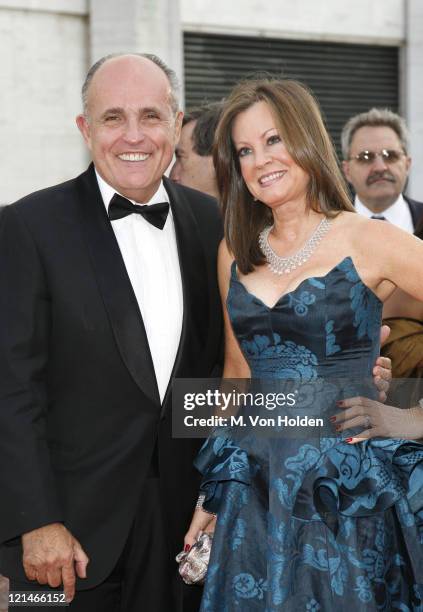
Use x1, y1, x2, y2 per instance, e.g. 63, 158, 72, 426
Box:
195, 433, 423, 611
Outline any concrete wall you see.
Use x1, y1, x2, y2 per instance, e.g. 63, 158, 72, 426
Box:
181, 0, 404, 44
89, 0, 183, 85
0, 2, 89, 203
0, 0, 87, 13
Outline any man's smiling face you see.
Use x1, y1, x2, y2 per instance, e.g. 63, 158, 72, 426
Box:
76, 55, 182, 203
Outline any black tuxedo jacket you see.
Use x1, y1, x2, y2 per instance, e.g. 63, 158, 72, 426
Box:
404, 195, 423, 230
0, 165, 223, 589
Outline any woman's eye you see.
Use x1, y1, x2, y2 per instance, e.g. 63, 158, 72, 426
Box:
238, 147, 251, 158
268, 134, 281, 145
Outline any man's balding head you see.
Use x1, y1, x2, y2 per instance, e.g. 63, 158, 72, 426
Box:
81, 53, 180, 118
76, 53, 182, 203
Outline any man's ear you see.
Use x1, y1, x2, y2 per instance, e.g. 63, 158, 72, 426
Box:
174, 110, 183, 143
76, 114, 91, 149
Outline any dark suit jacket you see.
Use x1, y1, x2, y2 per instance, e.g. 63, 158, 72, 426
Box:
404, 195, 423, 230
0, 165, 223, 589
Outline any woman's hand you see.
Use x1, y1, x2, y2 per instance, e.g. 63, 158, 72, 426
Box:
372, 355, 392, 402
371, 324, 392, 402
184, 509, 217, 551
332, 396, 423, 443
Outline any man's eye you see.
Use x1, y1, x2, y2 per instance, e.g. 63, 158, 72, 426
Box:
145, 112, 160, 121
267, 134, 281, 145
238, 147, 251, 158
104, 115, 119, 122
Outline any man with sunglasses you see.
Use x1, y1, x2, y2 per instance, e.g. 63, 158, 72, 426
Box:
342, 109, 423, 418
341, 108, 423, 231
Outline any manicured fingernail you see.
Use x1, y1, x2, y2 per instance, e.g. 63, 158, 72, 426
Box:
336, 401, 344, 407
184, 544, 191, 552
329, 416, 336, 422
345, 437, 353, 443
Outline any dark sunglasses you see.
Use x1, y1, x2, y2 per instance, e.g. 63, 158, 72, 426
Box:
349, 149, 405, 165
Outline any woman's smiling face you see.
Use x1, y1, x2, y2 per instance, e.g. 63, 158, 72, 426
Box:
232, 100, 310, 209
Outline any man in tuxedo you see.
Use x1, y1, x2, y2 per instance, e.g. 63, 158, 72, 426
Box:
0, 53, 222, 611
341, 108, 423, 231
170, 102, 223, 198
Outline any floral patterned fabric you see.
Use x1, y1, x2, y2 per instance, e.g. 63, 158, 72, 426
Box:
195, 257, 423, 611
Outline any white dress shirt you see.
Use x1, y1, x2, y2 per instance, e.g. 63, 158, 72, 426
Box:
355, 194, 414, 233
96, 171, 183, 403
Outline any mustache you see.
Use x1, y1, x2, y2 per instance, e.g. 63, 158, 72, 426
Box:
366, 171, 396, 186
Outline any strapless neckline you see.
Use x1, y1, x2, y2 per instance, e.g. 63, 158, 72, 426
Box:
230, 256, 382, 311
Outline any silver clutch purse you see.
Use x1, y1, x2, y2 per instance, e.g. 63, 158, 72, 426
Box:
175, 532, 213, 585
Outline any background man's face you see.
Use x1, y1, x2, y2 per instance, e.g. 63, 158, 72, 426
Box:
170, 121, 216, 196
343, 125, 411, 212
76, 56, 182, 203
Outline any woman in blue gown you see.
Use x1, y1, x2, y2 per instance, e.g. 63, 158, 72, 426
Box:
184, 79, 423, 611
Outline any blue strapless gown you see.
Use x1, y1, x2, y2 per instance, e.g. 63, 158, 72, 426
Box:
195, 257, 423, 611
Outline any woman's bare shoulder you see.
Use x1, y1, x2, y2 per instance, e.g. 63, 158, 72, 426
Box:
334, 210, 397, 242
218, 238, 232, 259
218, 238, 235, 268
335, 210, 370, 229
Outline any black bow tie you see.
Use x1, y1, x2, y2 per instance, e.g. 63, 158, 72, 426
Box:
370, 214, 387, 221
108, 193, 169, 230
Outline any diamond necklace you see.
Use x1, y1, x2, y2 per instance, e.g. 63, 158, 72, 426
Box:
258, 217, 332, 275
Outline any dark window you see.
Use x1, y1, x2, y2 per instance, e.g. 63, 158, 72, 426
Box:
184, 32, 399, 156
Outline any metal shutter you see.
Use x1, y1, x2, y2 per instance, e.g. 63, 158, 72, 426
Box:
184, 32, 399, 156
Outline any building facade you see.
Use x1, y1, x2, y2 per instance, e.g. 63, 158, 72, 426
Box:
0, 0, 422, 203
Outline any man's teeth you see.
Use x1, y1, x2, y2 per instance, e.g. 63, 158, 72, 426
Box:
118, 153, 150, 161
259, 171, 285, 185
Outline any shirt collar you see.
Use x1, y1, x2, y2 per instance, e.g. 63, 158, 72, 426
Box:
355, 194, 406, 220
95, 169, 170, 214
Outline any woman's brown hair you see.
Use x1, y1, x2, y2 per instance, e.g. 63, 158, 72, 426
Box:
213, 78, 354, 274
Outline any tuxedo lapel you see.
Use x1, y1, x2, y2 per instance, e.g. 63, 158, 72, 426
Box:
76, 165, 160, 405
162, 178, 210, 411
